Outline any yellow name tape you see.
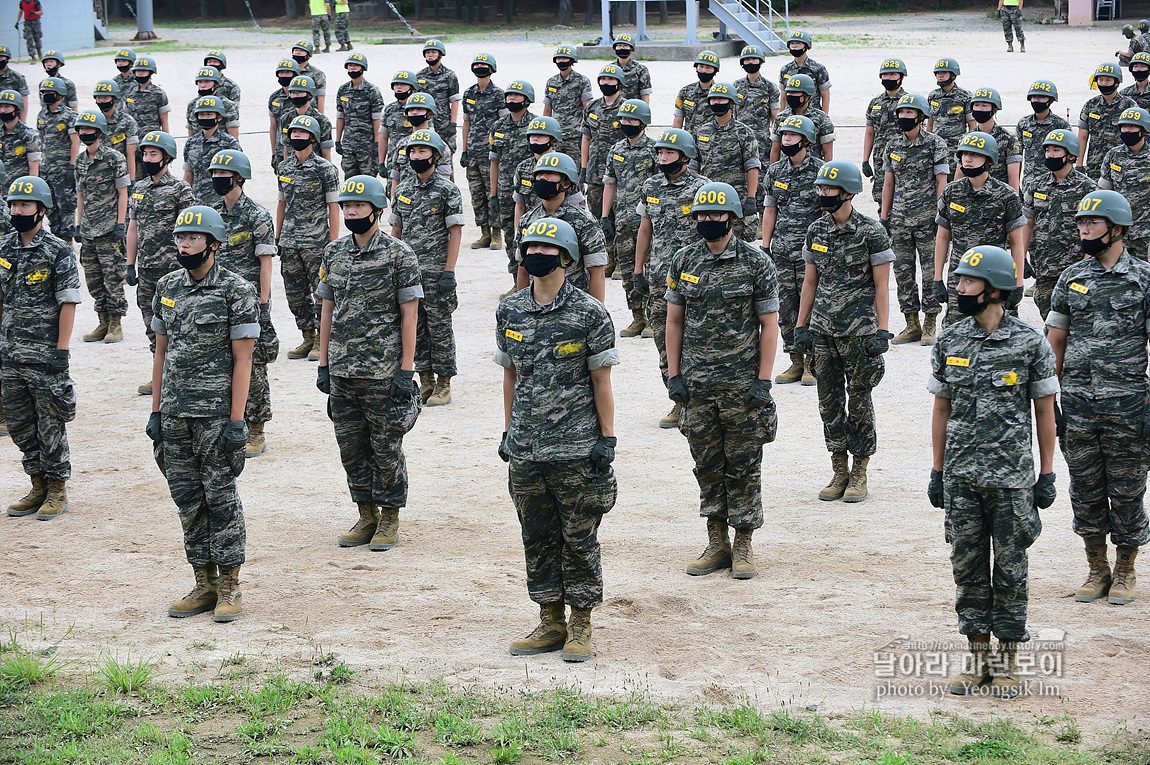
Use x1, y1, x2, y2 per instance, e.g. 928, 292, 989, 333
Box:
679, 272, 699, 283
505, 329, 523, 341
161, 297, 175, 307
946, 356, 969, 367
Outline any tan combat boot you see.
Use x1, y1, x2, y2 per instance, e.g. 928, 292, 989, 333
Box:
36, 479, 69, 520
245, 421, 267, 458
138, 380, 152, 396
370, 506, 399, 550
920, 313, 938, 345
168, 564, 219, 617
801, 354, 816, 386
948, 634, 991, 694
1020, 40, 1026, 53
892, 313, 921, 345
989, 642, 1022, 698
427, 376, 452, 406
470, 224, 492, 249
843, 456, 869, 503
659, 402, 682, 429
619, 308, 647, 338
489, 226, 502, 249
104, 314, 124, 343
731, 528, 756, 579
774, 352, 804, 384
1007, 40, 1014, 52
685, 519, 731, 575
509, 602, 567, 655
7, 475, 47, 517
818, 453, 850, 501
419, 371, 435, 403
1109, 547, 1139, 605
323, 43, 331, 53
499, 277, 518, 298
337, 502, 379, 547
213, 566, 242, 622
1075, 545, 1112, 602
287, 329, 316, 360
562, 607, 593, 662
83, 311, 109, 342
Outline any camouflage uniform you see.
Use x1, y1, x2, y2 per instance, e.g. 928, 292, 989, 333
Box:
637, 169, 710, 382
152, 263, 259, 568
0, 69, 28, 101
76, 143, 131, 317
672, 82, 714, 138
217, 76, 241, 104
1000, 5, 1025, 45
299, 63, 327, 102
415, 64, 461, 154
617, 58, 653, 103
35, 103, 77, 240
1047, 251, 1150, 549
1079, 94, 1136, 178
185, 95, 239, 135
516, 197, 610, 293
277, 151, 340, 331
581, 97, 626, 220
1021, 168, 1097, 317
665, 237, 779, 529
543, 70, 591, 164
389, 130, 453, 186
692, 118, 761, 239
0, 121, 42, 184
213, 194, 278, 425
334, 11, 350, 46
128, 172, 194, 352
336, 77, 384, 177
39, 76, 77, 110
267, 88, 295, 141
461, 82, 505, 228
1098, 143, 1150, 259
929, 314, 1059, 640
865, 87, 904, 202
380, 100, 414, 176
276, 106, 333, 164
735, 74, 781, 168
316, 230, 423, 508
928, 85, 972, 169
803, 209, 894, 457
935, 177, 1026, 324
489, 108, 537, 268
603, 134, 658, 311
390, 173, 465, 377
974, 123, 1023, 188
494, 279, 619, 608
103, 107, 140, 167
123, 81, 170, 134
1014, 112, 1071, 179
0, 228, 82, 482
778, 58, 831, 113
770, 107, 834, 161
762, 154, 823, 350
311, 9, 331, 49
1119, 82, 1150, 110
883, 128, 950, 316
112, 71, 135, 99
183, 129, 242, 205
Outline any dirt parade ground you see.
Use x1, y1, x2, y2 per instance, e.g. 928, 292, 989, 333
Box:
3, 9, 1150, 745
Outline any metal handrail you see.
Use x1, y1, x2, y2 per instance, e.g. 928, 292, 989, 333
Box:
729, 0, 789, 46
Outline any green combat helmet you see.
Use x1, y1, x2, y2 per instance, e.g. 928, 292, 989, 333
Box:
1091, 62, 1124, 88
93, 79, 122, 99
471, 52, 496, 73
173, 205, 227, 243
132, 56, 158, 74
533, 151, 580, 185
525, 116, 563, 142
694, 50, 721, 70
787, 30, 812, 49
1076, 189, 1133, 227
970, 87, 1003, 110
195, 66, 223, 85
204, 49, 228, 69
896, 93, 931, 117
933, 57, 961, 75
422, 39, 447, 56
345, 51, 369, 71
139, 130, 179, 160
7, 176, 54, 208
407, 128, 446, 158
209, 149, 252, 179
1117, 105, 1150, 132
1041, 128, 1080, 157
953, 245, 1018, 297
739, 45, 765, 63
956, 131, 999, 163
776, 113, 817, 144
287, 114, 322, 143
1027, 79, 1059, 101
73, 109, 109, 134
192, 96, 227, 118
654, 127, 695, 159
879, 58, 908, 76
505, 80, 535, 103
814, 160, 864, 194
617, 99, 652, 124
783, 73, 817, 96
520, 216, 580, 265
691, 182, 743, 219
403, 92, 438, 115
287, 75, 317, 97
337, 175, 389, 210
552, 46, 577, 64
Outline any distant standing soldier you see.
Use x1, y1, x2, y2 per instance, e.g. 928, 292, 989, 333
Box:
204, 50, 241, 104
184, 67, 239, 140
333, 0, 352, 51
310, 0, 333, 53
1122, 53, 1150, 110
582, 66, 626, 225
0, 89, 40, 182
862, 59, 907, 204
336, 52, 384, 178
734, 44, 781, 171
416, 39, 461, 156
1097, 105, 1150, 259
111, 48, 136, 95
770, 74, 835, 163
378, 69, 417, 185
672, 50, 721, 139
0, 46, 27, 120
510, 116, 565, 243
496, 216, 618, 663
2, 176, 79, 521
124, 56, 171, 175
316, 175, 422, 551
1016, 80, 1071, 180
277, 75, 333, 164
926, 58, 975, 177
778, 31, 831, 114
461, 53, 505, 250
997, 0, 1025, 53
93, 80, 139, 179
40, 52, 77, 109
35, 77, 78, 242
967, 87, 1021, 191
611, 33, 652, 104
665, 182, 779, 580
489, 80, 538, 288
268, 58, 300, 171
544, 45, 592, 167
183, 96, 241, 205
1079, 63, 1136, 180
149, 205, 259, 624
290, 40, 328, 112
15, 0, 43, 62
691, 81, 760, 241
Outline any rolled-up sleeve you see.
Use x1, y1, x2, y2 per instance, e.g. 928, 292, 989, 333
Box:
1045, 310, 1070, 331
398, 285, 424, 303
55, 288, 83, 305
588, 347, 620, 370
1030, 375, 1061, 399
151, 315, 167, 335
315, 280, 334, 301
230, 322, 260, 339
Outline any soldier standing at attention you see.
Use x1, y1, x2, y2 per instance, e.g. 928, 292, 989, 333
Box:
74, 110, 130, 345
126, 130, 194, 396
377, 69, 417, 181
277, 115, 340, 363
111, 48, 136, 95
926, 58, 975, 179
997, 0, 1025, 53
611, 34, 652, 104
461, 53, 505, 250
1121, 53, 1150, 110
0, 46, 28, 120
665, 182, 779, 580
388, 93, 452, 190
968, 88, 1021, 192
762, 115, 823, 386
794, 161, 893, 503
1021, 130, 1096, 319
880, 93, 949, 346
511, 117, 565, 247
861, 59, 907, 205
268, 59, 300, 172
416, 40, 461, 157
291, 41, 327, 112
333, 0, 352, 51
184, 67, 239, 140
204, 51, 240, 104
149, 205, 259, 623
544, 46, 592, 167
93, 80, 139, 180
496, 216, 618, 663
183, 96, 241, 205
582, 66, 626, 231
390, 131, 463, 407
929, 245, 1059, 699
692, 82, 760, 241
0, 89, 40, 180
39, 52, 77, 109
672, 50, 721, 139
1079, 63, 1136, 180
209, 150, 279, 459
769, 74, 834, 163
316, 175, 422, 551
2, 176, 79, 521
124, 57, 170, 174
1016, 80, 1071, 180
1097, 106, 1150, 259
1048, 190, 1150, 606
489, 80, 537, 291
734, 44, 781, 175
310, 0, 332, 53
778, 31, 830, 114
277, 76, 333, 164
35, 77, 78, 242
336, 52, 384, 179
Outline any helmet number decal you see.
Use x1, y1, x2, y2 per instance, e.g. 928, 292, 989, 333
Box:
525, 220, 559, 238
710, 83, 729, 95
1030, 81, 1051, 92
340, 179, 367, 194
660, 131, 677, 143
176, 210, 204, 226
539, 154, 561, 167
819, 166, 839, 181
1049, 131, 1065, 141
694, 188, 727, 205
620, 102, 638, 113
1078, 196, 1103, 212
698, 52, 718, 64
962, 135, 986, 149
9, 180, 35, 195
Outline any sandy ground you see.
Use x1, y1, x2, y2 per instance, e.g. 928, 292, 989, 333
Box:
4, 11, 1150, 741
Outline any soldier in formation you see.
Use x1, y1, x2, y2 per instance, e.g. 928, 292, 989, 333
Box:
291, 41, 328, 112
489, 80, 537, 288
543, 46, 592, 167
610, 34, 652, 104
734, 44, 780, 175
0, 46, 28, 120
268, 59, 300, 172
1079, 63, 1135, 180
416, 40, 460, 156
861, 59, 907, 205
204, 50, 241, 104
378, 69, 416, 182
40, 52, 77, 110
770, 74, 834, 163
926, 58, 974, 178
34, 77, 77, 242
581, 66, 626, 237
276, 76, 333, 165
779, 30, 831, 114
93, 80, 138, 180
672, 50, 720, 139
1097, 105, 1150, 259
968, 87, 1021, 192
1121, 53, 1150, 109
183, 96, 241, 205
0, 89, 40, 181
335, 52, 383, 179
692, 82, 760, 241
1015, 80, 1071, 179
461, 53, 504, 250
111, 48, 136, 96
124, 57, 171, 176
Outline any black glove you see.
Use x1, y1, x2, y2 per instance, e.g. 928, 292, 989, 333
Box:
334, 140, 343, 154
438, 270, 456, 291
996, 8, 1002, 17
866, 329, 894, 356
742, 196, 758, 217
222, 420, 247, 477
498, 431, 511, 462
932, 280, 948, 305
1024, 259, 1034, 279
880, 217, 891, 234
316, 365, 330, 394
447, 121, 458, 138
146, 411, 163, 442
13, 22, 18, 29
489, 195, 501, 220
1034, 472, 1057, 509
390, 369, 415, 402
112, 222, 127, 240
578, 166, 587, 186
667, 374, 690, 404
259, 302, 271, 323
744, 378, 774, 411
793, 325, 813, 354
590, 435, 617, 469
48, 349, 69, 374
928, 469, 944, 508
378, 161, 387, 177
1005, 286, 1023, 311
634, 271, 650, 296
459, 150, 469, 166
125, 264, 138, 286
862, 160, 874, 178
600, 216, 615, 240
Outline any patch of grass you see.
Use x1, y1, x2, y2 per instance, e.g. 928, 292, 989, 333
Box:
0, 646, 68, 686
489, 741, 523, 764
97, 652, 159, 694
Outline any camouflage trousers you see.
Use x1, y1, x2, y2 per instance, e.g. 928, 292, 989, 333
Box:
279, 245, 323, 331
311, 13, 331, 47
496, 185, 517, 272
329, 374, 420, 507
869, 158, 887, 204
334, 11, 350, 44
645, 279, 669, 386
944, 478, 1038, 641
21, 18, 41, 53
464, 156, 492, 228
615, 218, 642, 311
585, 182, 604, 220
41, 163, 76, 241
80, 234, 128, 316
414, 277, 458, 377
769, 250, 804, 352
160, 414, 246, 568
340, 140, 378, 178
245, 313, 279, 424
891, 220, 941, 316
679, 387, 776, 530
811, 333, 885, 457
1000, 6, 1025, 43
1032, 270, 1061, 321
136, 265, 179, 354
1, 363, 75, 481
1062, 391, 1150, 549
509, 457, 616, 609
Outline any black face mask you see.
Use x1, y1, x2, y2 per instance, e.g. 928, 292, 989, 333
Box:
524, 251, 561, 276
10, 212, 41, 233
697, 70, 715, 84
600, 83, 619, 96
1121, 131, 1144, 146
659, 158, 684, 176
818, 194, 844, 213
42, 92, 60, 105
394, 89, 411, 102
614, 48, 631, 59
290, 95, 310, 108
533, 178, 562, 200
621, 122, 644, 137
781, 141, 804, 157
135, 75, 151, 85
212, 175, 234, 196
409, 156, 434, 174
936, 73, 954, 86
78, 132, 98, 144
1, 111, 19, 123
789, 47, 804, 57
347, 69, 364, 79
710, 102, 731, 116
742, 63, 761, 74
786, 94, 805, 110
529, 141, 550, 155
696, 219, 730, 241
177, 246, 211, 271
293, 54, 309, 65
278, 74, 294, 87
505, 100, 525, 113
198, 86, 215, 97
1135, 68, 1150, 82
0, 60, 8, 70
1030, 99, 1050, 114
1098, 82, 1119, 95
407, 112, 428, 127
472, 67, 491, 78
289, 137, 312, 152
345, 212, 377, 234
425, 54, 441, 66
1081, 234, 1111, 256
116, 62, 132, 73
1044, 155, 1068, 172
960, 163, 988, 178
897, 116, 919, 132
198, 116, 218, 130
44, 66, 59, 77
97, 100, 115, 113
555, 61, 572, 71
971, 108, 994, 124
881, 77, 901, 92
956, 291, 989, 316
142, 159, 165, 177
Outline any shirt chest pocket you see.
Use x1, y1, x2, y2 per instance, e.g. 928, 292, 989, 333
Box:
1066, 285, 1094, 318
20, 259, 53, 294
841, 241, 871, 269
1108, 289, 1144, 329
720, 281, 753, 303
193, 298, 230, 340
354, 262, 396, 296
675, 271, 705, 299
989, 367, 1028, 391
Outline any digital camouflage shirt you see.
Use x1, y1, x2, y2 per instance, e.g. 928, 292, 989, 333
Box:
636, 169, 710, 280
927, 83, 972, 153
802, 208, 895, 337
276, 150, 340, 247
778, 57, 831, 113
762, 153, 824, 257
1079, 93, 1136, 174
0, 228, 82, 366
770, 107, 834, 160
128, 172, 194, 270
935, 176, 1026, 262
123, 81, 170, 134
75, 142, 131, 238
1021, 167, 1097, 279
693, 117, 760, 199
0, 121, 42, 180
415, 64, 460, 138
581, 97, 625, 185
865, 87, 905, 166
882, 128, 950, 227
1098, 142, 1150, 243
35, 104, 76, 167
462, 81, 506, 155
602, 134, 658, 227
1014, 112, 1071, 178
516, 196, 609, 293
182, 129, 242, 204
212, 193, 277, 289
489, 108, 537, 199
389, 172, 465, 275
543, 70, 590, 147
